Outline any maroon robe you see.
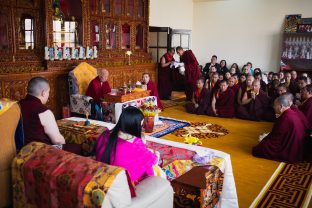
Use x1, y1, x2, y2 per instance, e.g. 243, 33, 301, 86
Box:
207, 88, 235, 118
252, 108, 306, 163
86, 77, 111, 103
229, 84, 240, 96
298, 97, 312, 129
158, 53, 174, 99
180, 50, 202, 101
19, 94, 51, 145
236, 90, 271, 121
19, 94, 82, 154
186, 88, 210, 115
147, 80, 163, 110
206, 80, 220, 104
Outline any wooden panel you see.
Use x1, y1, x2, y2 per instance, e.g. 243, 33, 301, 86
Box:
0, 63, 156, 119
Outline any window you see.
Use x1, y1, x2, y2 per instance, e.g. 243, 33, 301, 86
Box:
19, 16, 34, 50
53, 20, 77, 48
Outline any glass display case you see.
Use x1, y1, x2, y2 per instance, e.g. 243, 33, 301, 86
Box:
106, 22, 116, 49
0, 12, 9, 50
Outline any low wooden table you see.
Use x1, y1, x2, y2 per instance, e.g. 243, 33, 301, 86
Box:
103, 90, 150, 103
57, 119, 107, 156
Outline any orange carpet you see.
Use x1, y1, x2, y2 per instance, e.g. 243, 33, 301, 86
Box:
160, 104, 280, 207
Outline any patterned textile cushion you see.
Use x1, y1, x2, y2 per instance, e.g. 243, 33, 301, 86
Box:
71, 62, 97, 95
12, 142, 132, 208
70, 94, 92, 115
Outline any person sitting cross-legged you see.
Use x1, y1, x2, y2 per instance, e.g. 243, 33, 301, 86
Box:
236, 80, 271, 121
186, 78, 210, 115
252, 94, 307, 163
207, 80, 235, 118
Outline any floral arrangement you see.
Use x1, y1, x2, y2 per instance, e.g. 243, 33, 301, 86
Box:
184, 135, 202, 146
139, 101, 160, 117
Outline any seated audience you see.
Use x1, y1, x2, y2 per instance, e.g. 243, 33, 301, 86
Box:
252, 95, 307, 163
203, 55, 220, 79
279, 71, 285, 83
96, 107, 163, 183
276, 83, 288, 96
267, 79, 280, 98
205, 72, 219, 92
237, 75, 254, 105
236, 80, 270, 121
230, 63, 240, 75
228, 77, 240, 95
254, 72, 267, 92
299, 84, 312, 128
267, 72, 273, 84
186, 78, 209, 115
272, 73, 279, 81
284, 72, 291, 88
19, 77, 81, 154
295, 76, 308, 105
238, 74, 247, 86
207, 80, 235, 118
254, 68, 262, 75
241, 65, 250, 76
142, 73, 163, 110
219, 59, 228, 75
289, 70, 299, 95
224, 71, 231, 81
246, 62, 254, 75
86, 68, 111, 103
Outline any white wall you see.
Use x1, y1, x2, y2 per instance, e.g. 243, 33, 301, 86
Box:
192, 0, 312, 72
149, 0, 193, 30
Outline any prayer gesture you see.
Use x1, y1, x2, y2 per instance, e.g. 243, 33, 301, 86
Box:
251, 91, 256, 100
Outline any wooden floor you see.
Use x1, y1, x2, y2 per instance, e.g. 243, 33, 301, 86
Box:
159, 102, 280, 207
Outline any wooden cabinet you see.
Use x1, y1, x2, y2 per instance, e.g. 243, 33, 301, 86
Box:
280, 32, 312, 72
0, 0, 155, 119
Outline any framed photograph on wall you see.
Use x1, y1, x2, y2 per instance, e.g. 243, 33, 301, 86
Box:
284, 14, 301, 33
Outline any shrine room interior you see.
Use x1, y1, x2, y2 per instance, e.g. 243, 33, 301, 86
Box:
0, 0, 311, 208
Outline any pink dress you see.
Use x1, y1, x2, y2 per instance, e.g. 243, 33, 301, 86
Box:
96, 130, 157, 182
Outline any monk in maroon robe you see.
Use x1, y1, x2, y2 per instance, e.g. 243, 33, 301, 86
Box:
86, 68, 111, 103
142, 73, 163, 110
207, 80, 235, 118
228, 77, 240, 95
252, 95, 306, 163
20, 77, 81, 154
236, 80, 271, 121
176, 46, 201, 101
237, 75, 254, 105
186, 78, 209, 115
158, 48, 175, 100
299, 84, 312, 128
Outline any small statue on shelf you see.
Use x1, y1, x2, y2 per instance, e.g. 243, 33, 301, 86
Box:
44, 47, 49, 60
93, 46, 98, 58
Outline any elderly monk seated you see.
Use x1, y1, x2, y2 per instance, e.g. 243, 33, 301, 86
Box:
207, 80, 235, 118
186, 78, 209, 115
142, 73, 163, 110
19, 77, 81, 154
252, 94, 307, 163
86, 68, 111, 103
236, 80, 270, 121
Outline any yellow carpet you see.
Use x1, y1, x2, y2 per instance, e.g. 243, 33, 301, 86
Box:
160, 105, 280, 207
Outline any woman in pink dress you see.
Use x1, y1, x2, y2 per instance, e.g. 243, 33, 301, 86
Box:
96, 106, 158, 183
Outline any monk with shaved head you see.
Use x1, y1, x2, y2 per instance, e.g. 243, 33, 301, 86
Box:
252, 94, 307, 163
86, 68, 111, 103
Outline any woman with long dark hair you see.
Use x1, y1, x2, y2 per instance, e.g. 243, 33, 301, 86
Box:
96, 106, 160, 183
